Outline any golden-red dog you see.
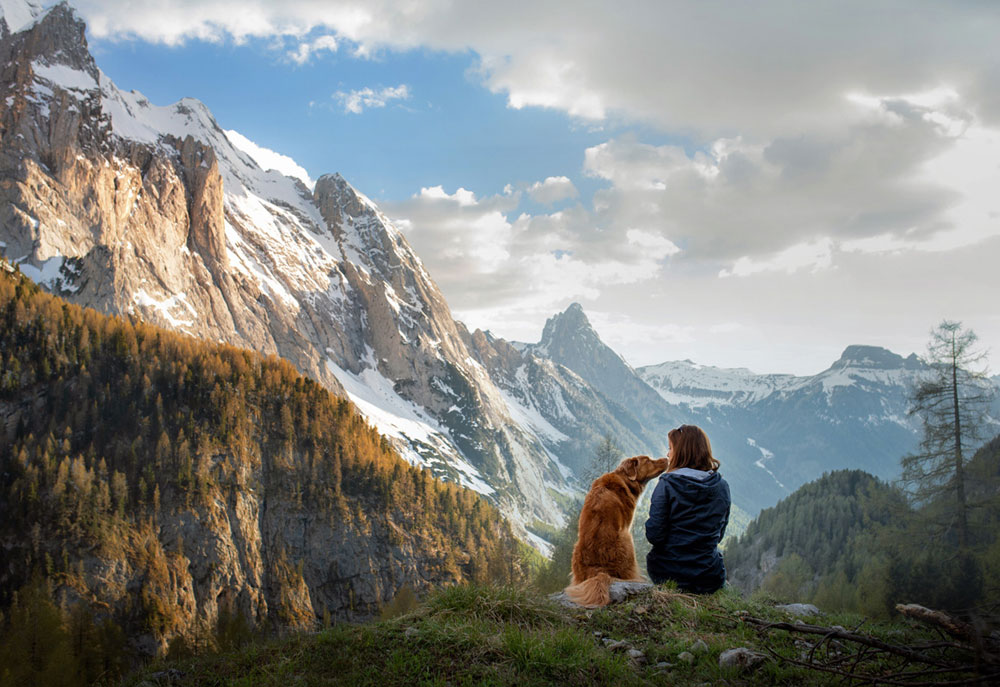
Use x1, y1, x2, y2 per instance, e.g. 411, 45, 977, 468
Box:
564, 455, 669, 607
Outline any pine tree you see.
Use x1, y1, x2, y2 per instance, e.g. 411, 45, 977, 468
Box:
902, 321, 995, 549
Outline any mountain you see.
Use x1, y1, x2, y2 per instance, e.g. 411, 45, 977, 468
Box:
513, 304, 794, 514
638, 345, 941, 496
0, 265, 524, 655
3, 0, 994, 539
0, 0, 571, 533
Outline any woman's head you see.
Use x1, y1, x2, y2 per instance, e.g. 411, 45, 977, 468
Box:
667, 425, 719, 472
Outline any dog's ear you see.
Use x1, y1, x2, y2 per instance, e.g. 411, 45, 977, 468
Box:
621, 456, 639, 481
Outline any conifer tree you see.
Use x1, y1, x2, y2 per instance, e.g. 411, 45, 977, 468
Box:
902, 321, 995, 548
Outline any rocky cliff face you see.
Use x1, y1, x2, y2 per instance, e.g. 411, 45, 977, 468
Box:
0, 266, 522, 656
0, 0, 568, 532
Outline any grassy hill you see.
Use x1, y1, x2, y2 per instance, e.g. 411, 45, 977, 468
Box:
123, 583, 998, 686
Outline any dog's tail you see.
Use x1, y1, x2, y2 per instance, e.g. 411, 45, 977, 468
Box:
564, 572, 614, 608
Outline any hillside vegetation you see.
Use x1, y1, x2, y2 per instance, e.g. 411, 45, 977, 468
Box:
726, 458, 1000, 617
0, 263, 525, 684
124, 583, 998, 686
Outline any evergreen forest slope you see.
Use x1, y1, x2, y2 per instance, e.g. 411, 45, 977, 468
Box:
725, 453, 1000, 617
0, 261, 524, 667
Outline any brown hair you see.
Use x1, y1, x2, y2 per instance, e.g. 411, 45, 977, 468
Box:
667, 425, 720, 472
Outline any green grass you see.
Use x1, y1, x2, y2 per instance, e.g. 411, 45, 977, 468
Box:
124, 584, 973, 686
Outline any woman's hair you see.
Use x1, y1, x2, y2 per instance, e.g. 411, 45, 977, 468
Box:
667, 424, 720, 472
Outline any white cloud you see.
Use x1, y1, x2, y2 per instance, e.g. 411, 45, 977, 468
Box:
287, 34, 337, 64
719, 238, 834, 278
527, 176, 578, 205
74, 1, 1000, 135
333, 84, 410, 114
224, 129, 314, 187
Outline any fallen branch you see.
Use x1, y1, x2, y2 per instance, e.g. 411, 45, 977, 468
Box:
741, 616, 956, 668
896, 605, 977, 643
741, 613, 1000, 686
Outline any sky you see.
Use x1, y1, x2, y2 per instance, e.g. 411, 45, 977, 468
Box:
65, 0, 1000, 375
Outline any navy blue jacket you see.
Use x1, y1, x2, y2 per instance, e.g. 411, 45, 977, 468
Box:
644, 469, 731, 593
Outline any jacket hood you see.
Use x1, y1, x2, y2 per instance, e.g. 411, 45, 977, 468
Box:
663, 469, 723, 503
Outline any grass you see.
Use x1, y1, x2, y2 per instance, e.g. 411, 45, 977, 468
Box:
124, 584, 963, 686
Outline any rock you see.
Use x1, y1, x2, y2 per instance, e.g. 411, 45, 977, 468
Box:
608, 581, 654, 603
633, 605, 648, 615
627, 648, 646, 663
677, 651, 695, 664
593, 631, 603, 638
653, 661, 673, 670
550, 581, 654, 609
690, 639, 709, 654
776, 603, 822, 617
719, 648, 767, 670
603, 639, 630, 651
548, 592, 578, 608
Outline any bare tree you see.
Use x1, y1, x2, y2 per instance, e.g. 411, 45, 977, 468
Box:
902, 321, 995, 548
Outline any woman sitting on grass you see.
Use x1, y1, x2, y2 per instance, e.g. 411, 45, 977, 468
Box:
644, 424, 731, 593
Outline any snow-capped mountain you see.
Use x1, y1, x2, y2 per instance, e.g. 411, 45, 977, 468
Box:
513, 304, 793, 513
638, 360, 796, 408
0, 0, 573, 532
639, 345, 961, 496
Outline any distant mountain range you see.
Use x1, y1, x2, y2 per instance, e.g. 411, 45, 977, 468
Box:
3, 0, 997, 542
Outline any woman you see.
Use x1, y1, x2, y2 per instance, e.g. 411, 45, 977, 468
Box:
644, 424, 731, 593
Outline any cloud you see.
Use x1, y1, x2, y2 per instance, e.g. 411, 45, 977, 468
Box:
718, 238, 834, 278
333, 84, 410, 114
287, 34, 337, 64
383, 183, 675, 319
224, 129, 314, 187
526, 176, 578, 205
581, 85, 999, 266
75, 1, 1000, 135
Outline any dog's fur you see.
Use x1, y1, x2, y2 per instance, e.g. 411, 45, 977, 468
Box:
564, 455, 669, 607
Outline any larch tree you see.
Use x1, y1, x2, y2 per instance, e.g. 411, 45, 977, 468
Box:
902, 320, 996, 549
583, 432, 624, 483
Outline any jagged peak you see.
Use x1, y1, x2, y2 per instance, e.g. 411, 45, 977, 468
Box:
832, 344, 922, 371
541, 302, 595, 339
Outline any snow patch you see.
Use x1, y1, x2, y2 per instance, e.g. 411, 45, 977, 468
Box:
0, 0, 42, 34
132, 290, 196, 328
325, 358, 495, 495
18, 253, 63, 288
32, 61, 97, 92
747, 437, 786, 489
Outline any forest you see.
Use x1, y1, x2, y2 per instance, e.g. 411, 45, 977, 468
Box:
725, 440, 1000, 619
0, 263, 526, 685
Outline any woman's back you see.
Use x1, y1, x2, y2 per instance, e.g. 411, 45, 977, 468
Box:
644, 467, 730, 592
644, 424, 731, 594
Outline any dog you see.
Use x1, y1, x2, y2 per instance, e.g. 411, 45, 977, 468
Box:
564, 454, 669, 607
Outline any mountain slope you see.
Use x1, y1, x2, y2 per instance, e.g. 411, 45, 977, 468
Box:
0, 0, 569, 530
0, 263, 524, 655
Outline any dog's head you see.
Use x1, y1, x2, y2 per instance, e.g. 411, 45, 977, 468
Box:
615, 455, 669, 485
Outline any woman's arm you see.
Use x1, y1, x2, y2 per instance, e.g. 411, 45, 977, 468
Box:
718, 481, 732, 540
644, 478, 671, 546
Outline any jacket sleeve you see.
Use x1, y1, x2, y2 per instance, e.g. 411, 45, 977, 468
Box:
645, 478, 671, 546
718, 481, 731, 540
